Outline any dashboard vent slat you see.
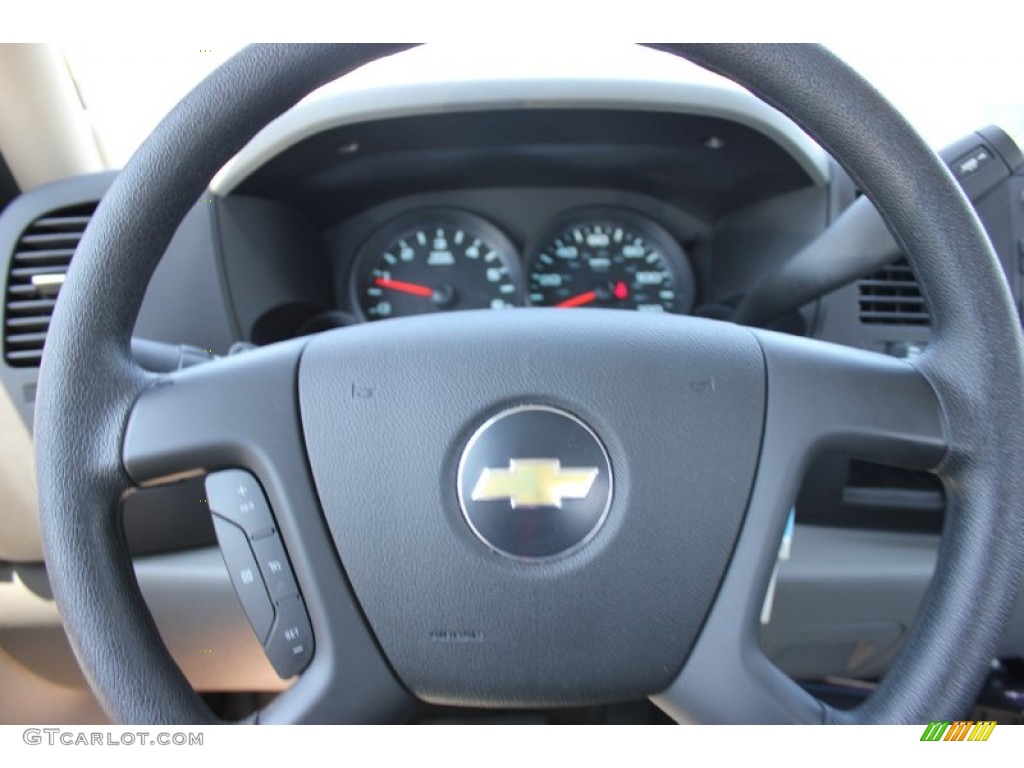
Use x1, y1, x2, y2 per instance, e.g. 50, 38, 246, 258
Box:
12, 249, 79, 264
857, 258, 930, 326
4, 202, 96, 367
30, 215, 93, 230
6, 349, 44, 364
7, 298, 58, 313
5, 316, 50, 330
6, 331, 49, 347
11, 264, 69, 279
17, 232, 85, 248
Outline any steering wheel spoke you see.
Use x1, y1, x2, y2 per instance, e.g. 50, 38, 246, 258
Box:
653, 332, 947, 724
123, 341, 306, 485
753, 331, 947, 470
122, 340, 413, 723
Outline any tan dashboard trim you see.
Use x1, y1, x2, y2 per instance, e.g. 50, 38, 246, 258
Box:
0, 377, 40, 562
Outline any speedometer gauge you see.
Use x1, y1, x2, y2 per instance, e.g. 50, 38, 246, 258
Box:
354, 209, 522, 321
527, 209, 694, 314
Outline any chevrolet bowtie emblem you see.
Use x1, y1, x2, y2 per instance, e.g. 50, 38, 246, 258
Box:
471, 459, 599, 508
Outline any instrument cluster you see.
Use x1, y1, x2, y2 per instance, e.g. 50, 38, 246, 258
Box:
351, 207, 695, 322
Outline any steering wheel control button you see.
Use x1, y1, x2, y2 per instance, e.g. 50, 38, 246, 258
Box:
263, 598, 314, 678
205, 469, 313, 674
457, 405, 612, 559
252, 534, 300, 603
210, 516, 274, 643
205, 469, 276, 540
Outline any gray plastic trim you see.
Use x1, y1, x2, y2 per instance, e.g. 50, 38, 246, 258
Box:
0, 549, 288, 693
762, 525, 940, 681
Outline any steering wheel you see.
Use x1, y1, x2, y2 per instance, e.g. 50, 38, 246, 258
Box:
35, 44, 1024, 724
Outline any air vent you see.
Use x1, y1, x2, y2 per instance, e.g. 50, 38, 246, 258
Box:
3, 203, 96, 367
857, 258, 930, 326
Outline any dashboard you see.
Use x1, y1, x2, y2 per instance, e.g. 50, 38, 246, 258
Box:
1, 53, 1024, 721
209, 105, 829, 347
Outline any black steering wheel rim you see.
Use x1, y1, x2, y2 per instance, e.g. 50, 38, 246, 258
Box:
35, 44, 1024, 724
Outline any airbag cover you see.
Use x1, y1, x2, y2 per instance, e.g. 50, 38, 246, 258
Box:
298, 309, 765, 706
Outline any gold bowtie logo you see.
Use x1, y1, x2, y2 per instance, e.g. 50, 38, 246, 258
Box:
471, 459, 599, 509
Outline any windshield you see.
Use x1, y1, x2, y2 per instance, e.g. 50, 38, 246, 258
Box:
62, 43, 1023, 168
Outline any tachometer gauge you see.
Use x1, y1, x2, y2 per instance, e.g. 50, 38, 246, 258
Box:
354, 209, 522, 321
527, 209, 694, 313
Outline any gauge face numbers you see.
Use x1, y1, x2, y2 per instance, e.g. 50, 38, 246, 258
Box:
356, 211, 522, 321
528, 214, 691, 313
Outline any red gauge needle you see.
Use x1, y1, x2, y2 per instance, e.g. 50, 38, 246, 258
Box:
555, 290, 598, 308
373, 277, 433, 298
